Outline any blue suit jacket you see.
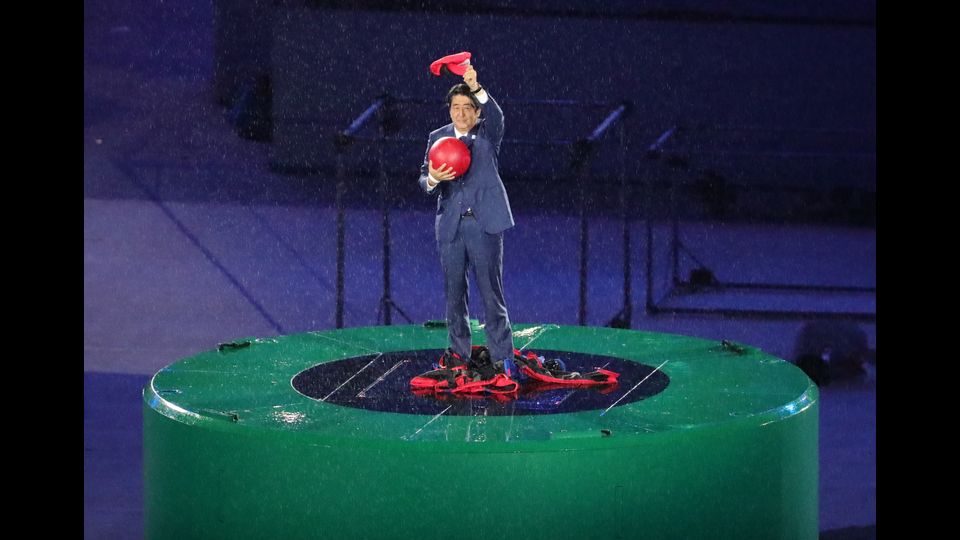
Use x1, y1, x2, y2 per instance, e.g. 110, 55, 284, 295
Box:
419, 93, 515, 243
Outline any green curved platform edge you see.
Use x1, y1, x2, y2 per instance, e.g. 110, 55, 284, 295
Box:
144, 324, 818, 540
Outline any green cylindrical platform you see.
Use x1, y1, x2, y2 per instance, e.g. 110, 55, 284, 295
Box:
143, 324, 818, 539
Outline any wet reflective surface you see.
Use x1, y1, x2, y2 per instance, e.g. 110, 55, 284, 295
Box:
292, 349, 669, 416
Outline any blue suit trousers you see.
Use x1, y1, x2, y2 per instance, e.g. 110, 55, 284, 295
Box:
439, 215, 513, 361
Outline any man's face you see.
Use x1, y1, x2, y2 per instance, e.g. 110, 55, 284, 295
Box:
449, 95, 480, 133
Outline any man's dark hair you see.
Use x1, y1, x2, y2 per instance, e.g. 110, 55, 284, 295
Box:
445, 83, 481, 109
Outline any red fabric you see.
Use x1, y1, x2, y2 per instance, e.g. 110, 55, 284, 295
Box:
429, 51, 472, 76
522, 366, 620, 387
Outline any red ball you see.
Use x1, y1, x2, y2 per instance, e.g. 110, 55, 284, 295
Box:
428, 137, 472, 177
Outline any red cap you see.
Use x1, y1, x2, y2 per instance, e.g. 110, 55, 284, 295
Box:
429, 51, 472, 77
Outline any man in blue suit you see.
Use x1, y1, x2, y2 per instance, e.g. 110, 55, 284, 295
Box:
419, 65, 516, 375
